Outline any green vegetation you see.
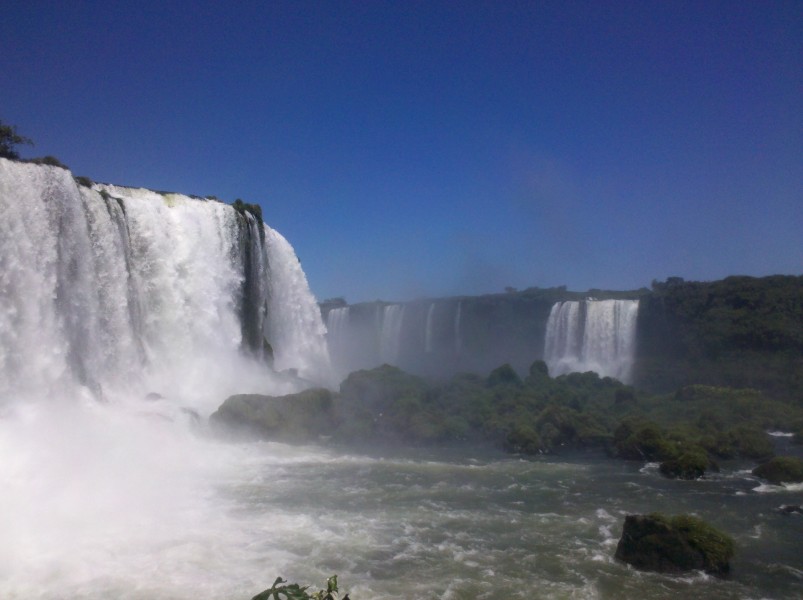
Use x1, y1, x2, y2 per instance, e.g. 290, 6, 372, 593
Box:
74, 175, 93, 188
213, 361, 803, 480
0, 119, 33, 159
615, 513, 734, 576
232, 198, 265, 241
23, 155, 68, 169
252, 575, 347, 600
233, 198, 264, 224
752, 456, 803, 485
637, 275, 803, 401
659, 448, 711, 480
211, 388, 335, 443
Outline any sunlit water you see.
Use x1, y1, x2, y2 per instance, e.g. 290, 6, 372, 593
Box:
3, 408, 800, 600
1, 160, 800, 599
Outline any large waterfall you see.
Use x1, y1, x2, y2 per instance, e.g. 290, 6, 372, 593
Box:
379, 304, 405, 364
544, 299, 639, 383
0, 158, 331, 410
0, 158, 339, 597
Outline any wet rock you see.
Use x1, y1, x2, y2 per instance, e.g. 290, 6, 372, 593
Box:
659, 449, 710, 480
210, 388, 335, 443
752, 456, 803, 485
615, 513, 734, 576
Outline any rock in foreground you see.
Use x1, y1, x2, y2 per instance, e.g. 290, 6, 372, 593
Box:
615, 513, 734, 576
210, 388, 335, 443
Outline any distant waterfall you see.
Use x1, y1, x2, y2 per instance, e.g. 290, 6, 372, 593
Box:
454, 301, 462, 354
0, 158, 332, 409
424, 303, 436, 353
544, 299, 639, 382
326, 307, 349, 345
379, 304, 405, 364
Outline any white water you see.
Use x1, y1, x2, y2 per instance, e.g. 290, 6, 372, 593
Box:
1, 160, 799, 599
0, 159, 334, 597
424, 302, 436, 353
263, 226, 333, 384
325, 306, 349, 345
544, 299, 639, 383
454, 301, 462, 354
379, 304, 405, 364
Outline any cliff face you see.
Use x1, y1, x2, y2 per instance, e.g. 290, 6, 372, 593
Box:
322, 276, 803, 401
322, 288, 603, 381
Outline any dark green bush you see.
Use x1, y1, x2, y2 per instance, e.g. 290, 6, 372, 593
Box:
752, 456, 803, 485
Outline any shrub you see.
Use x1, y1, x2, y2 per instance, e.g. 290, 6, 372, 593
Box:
659, 447, 710, 479
25, 155, 68, 169
0, 119, 33, 159
252, 575, 346, 600
752, 456, 803, 485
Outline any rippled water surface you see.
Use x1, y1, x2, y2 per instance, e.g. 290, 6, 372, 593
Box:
3, 420, 802, 599
223, 444, 803, 599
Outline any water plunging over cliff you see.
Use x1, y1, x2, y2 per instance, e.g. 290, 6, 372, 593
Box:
544, 299, 639, 383
379, 304, 405, 364
0, 159, 331, 409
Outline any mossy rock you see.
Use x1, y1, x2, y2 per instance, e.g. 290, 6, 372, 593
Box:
210, 388, 335, 442
613, 420, 678, 461
752, 456, 803, 485
615, 513, 734, 576
659, 447, 711, 480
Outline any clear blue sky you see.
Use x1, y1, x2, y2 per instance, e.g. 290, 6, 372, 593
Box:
3, 1, 801, 303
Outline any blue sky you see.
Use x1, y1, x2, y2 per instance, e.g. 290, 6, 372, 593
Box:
3, 1, 801, 303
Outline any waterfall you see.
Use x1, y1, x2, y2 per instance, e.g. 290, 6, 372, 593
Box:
543, 299, 639, 383
0, 158, 331, 410
379, 304, 405, 364
424, 302, 436, 353
454, 300, 462, 354
263, 225, 333, 383
325, 306, 349, 346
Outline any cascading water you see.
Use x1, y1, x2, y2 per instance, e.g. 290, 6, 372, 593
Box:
325, 306, 349, 348
263, 225, 333, 383
0, 159, 335, 597
454, 300, 462, 354
544, 299, 639, 382
379, 304, 405, 364
3, 160, 798, 600
0, 159, 332, 407
424, 302, 436, 353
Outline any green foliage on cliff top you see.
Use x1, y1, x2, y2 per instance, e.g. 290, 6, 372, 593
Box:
637, 275, 803, 400
0, 119, 33, 159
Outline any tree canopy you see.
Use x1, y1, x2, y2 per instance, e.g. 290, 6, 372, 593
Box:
0, 120, 33, 159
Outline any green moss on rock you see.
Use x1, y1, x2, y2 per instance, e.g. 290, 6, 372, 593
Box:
659, 447, 711, 479
615, 513, 734, 576
752, 456, 803, 485
210, 388, 335, 443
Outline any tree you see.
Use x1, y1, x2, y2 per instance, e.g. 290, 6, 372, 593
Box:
0, 120, 33, 159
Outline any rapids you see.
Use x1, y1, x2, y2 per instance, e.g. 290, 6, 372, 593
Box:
1, 160, 800, 599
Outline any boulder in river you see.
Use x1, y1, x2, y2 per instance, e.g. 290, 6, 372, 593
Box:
615, 513, 734, 576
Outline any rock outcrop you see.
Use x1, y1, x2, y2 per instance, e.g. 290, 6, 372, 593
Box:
210, 388, 335, 443
615, 513, 734, 576
752, 456, 803, 485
